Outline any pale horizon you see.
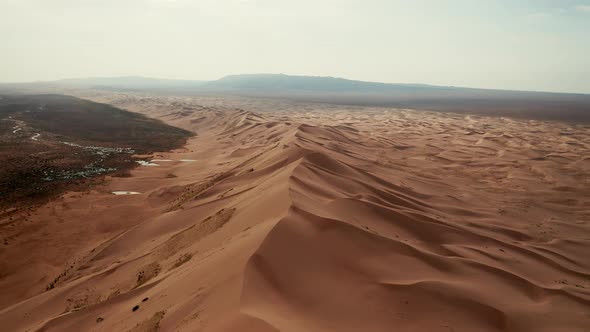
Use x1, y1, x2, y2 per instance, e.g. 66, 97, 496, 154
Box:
4, 72, 590, 95
1, 0, 590, 93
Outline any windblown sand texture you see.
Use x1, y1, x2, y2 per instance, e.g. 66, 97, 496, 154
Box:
1, 91, 589, 331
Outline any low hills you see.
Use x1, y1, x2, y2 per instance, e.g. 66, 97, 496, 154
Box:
4, 74, 589, 122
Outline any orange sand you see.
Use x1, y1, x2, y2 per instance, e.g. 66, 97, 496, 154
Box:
1, 91, 589, 331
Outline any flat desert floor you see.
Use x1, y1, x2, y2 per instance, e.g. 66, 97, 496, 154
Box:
1, 91, 589, 331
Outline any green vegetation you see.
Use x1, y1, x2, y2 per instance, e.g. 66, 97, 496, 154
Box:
0, 94, 192, 206
2, 94, 191, 152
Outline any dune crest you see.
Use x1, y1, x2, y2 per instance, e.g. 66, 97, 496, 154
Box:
0, 92, 589, 331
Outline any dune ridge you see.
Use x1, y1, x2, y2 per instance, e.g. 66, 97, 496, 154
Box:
0, 92, 589, 331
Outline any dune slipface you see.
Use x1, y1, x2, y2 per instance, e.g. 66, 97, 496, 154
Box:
0, 91, 589, 332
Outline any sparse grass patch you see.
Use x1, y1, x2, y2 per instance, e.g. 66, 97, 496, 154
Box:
172, 253, 192, 269
129, 311, 166, 332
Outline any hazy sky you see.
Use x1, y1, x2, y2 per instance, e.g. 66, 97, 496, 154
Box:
1, 0, 589, 93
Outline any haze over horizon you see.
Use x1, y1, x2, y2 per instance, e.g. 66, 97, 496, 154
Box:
2, 0, 590, 93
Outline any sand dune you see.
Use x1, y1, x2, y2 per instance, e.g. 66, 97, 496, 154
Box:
1, 91, 589, 331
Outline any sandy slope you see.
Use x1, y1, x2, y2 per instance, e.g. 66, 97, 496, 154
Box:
1, 92, 589, 331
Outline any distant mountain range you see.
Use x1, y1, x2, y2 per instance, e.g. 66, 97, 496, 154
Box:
52, 73, 578, 95
3, 74, 590, 122
202, 74, 443, 92
48, 73, 587, 95
55, 76, 206, 90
